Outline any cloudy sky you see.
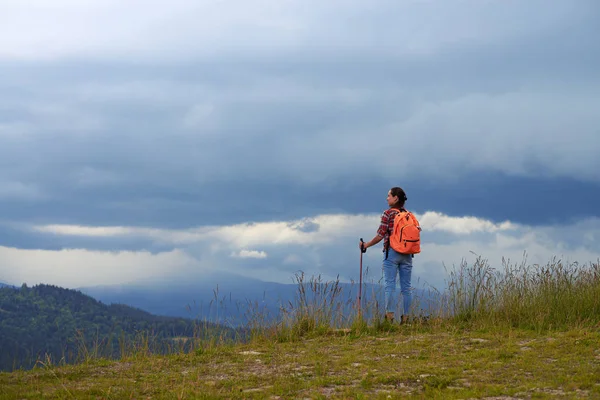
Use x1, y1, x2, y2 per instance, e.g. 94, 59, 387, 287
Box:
1, 0, 598, 291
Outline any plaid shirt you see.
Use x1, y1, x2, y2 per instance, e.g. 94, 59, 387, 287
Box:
377, 208, 404, 251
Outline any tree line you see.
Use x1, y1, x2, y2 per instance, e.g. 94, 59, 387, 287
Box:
0, 284, 241, 372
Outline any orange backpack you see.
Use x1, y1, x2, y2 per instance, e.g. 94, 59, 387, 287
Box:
389, 209, 421, 255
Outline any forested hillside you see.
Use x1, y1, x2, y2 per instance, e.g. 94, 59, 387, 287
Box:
0, 284, 240, 372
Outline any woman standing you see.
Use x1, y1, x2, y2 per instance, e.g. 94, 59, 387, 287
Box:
359, 187, 414, 324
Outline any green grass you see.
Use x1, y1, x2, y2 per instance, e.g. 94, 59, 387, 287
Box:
2, 326, 598, 399
1, 255, 599, 399
446, 254, 600, 331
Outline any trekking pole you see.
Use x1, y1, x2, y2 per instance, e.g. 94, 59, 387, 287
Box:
358, 238, 366, 316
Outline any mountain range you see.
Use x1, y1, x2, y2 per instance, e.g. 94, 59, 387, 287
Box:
1, 272, 442, 327
76, 271, 441, 326
78, 275, 298, 326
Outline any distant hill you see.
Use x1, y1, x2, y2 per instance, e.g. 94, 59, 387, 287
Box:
79, 272, 441, 327
79, 275, 303, 325
0, 282, 14, 288
0, 284, 240, 372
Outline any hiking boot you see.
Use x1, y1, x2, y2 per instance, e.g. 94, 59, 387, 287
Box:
385, 312, 395, 323
400, 315, 409, 325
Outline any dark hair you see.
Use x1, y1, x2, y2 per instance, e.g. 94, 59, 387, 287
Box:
390, 187, 407, 208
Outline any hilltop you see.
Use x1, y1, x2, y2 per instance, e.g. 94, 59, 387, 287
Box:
1, 256, 599, 398
0, 284, 239, 372
1, 324, 598, 399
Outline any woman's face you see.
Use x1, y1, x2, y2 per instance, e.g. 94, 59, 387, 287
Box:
387, 190, 399, 207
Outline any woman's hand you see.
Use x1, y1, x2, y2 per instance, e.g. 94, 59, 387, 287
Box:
360, 235, 383, 253
359, 240, 367, 253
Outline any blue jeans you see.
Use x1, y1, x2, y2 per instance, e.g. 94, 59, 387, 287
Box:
383, 248, 413, 315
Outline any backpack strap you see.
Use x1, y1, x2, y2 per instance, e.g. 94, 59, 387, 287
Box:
398, 208, 420, 226
385, 207, 403, 259
385, 208, 402, 234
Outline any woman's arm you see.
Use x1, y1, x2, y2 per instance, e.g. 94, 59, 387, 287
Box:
359, 209, 390, 251
361, 234, 383, 251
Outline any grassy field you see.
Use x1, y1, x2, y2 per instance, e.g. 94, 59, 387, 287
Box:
1, 256, 599, 399
1, 324, 599, 399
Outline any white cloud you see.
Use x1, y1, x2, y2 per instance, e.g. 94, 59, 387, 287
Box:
419, 211, 516, 234
231, 249, 268, 259
0, 0, 585, 61
5, 210, 598, 290
0, 0, 305, 61
0, 246, 196, 288
34, 224, 134, 237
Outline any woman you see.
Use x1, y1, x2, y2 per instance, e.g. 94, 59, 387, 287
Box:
359, 187, 413, 324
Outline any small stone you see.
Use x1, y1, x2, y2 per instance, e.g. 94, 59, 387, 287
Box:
470, 338, 489, 343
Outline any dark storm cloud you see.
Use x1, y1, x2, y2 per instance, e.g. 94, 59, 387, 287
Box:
0, 0, 598, 249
